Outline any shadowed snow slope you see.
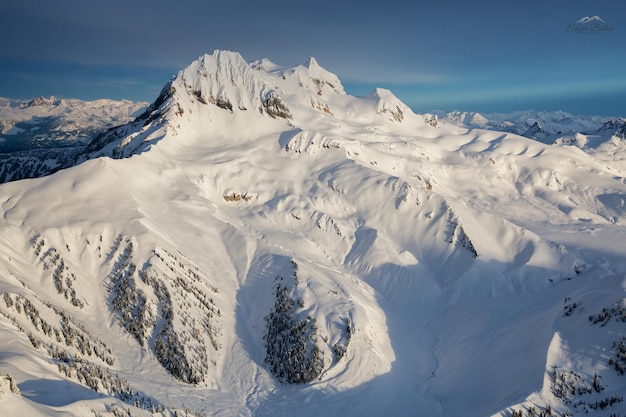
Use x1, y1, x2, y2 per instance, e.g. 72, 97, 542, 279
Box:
1, 50, 625, 417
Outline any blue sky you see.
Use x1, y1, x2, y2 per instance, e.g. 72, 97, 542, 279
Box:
1, 0, 624, 116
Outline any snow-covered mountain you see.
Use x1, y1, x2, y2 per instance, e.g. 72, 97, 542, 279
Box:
441, 111, 626, 173
0, 96, 147, 152
1, 50, 626, 417
0, 96, 147, 183
440, 110, 611, 139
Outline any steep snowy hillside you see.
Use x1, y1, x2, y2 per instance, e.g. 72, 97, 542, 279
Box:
1, 50, 625, 417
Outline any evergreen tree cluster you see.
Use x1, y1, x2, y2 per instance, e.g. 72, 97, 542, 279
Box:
609, 338, 626, 376
332, 318, 352, 362
0, 290, 171, 411
56, 357, 169, 413
562, 298, 581, 317
547, 365, 624, 414
1, 292, 114, 365
152, 278, 202, 384
0, 148, 76, 184
1, 284, 197, 415
585, 395, 623, 411
146, 247, 221, 384
509, 405, 570, 417
444, 210, 478, 258
586, 301, 626, 375
103, 403, 206, 417
550, 367, 594, 401
107, 239, 221, 384
264, 263, 323, 384
588, 301, 626, 326
109, 240, 155, 346
31, 234, 86, 308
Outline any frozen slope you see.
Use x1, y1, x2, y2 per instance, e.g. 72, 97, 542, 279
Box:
1, 50, 626, 417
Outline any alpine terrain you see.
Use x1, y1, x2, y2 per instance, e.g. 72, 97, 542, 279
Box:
1, 50, 626, 417
0, 96, 147, 183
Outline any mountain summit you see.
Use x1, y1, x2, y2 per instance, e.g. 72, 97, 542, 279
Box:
80, 50, 415, 160
1, 50, 626, 417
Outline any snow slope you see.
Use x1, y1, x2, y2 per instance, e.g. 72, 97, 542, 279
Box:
1, 50, 625, 417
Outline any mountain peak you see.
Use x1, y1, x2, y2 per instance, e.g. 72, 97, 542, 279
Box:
522, 120, 545, 138
295, 56, 345, 95
78, 51, 420, 160
204, 49, 247, 68
249, 57, 280, 72
598, 117, 626, 139
190, 50, 253, 84
366, 88, 412, 122
172, 49, 290, 118
305, 57, 319, 69
18, 96, 58, 108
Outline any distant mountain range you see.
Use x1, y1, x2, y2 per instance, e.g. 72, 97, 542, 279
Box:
0, 97, 147, 182
0, 96, 147, 152
439, 109, 616, 139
